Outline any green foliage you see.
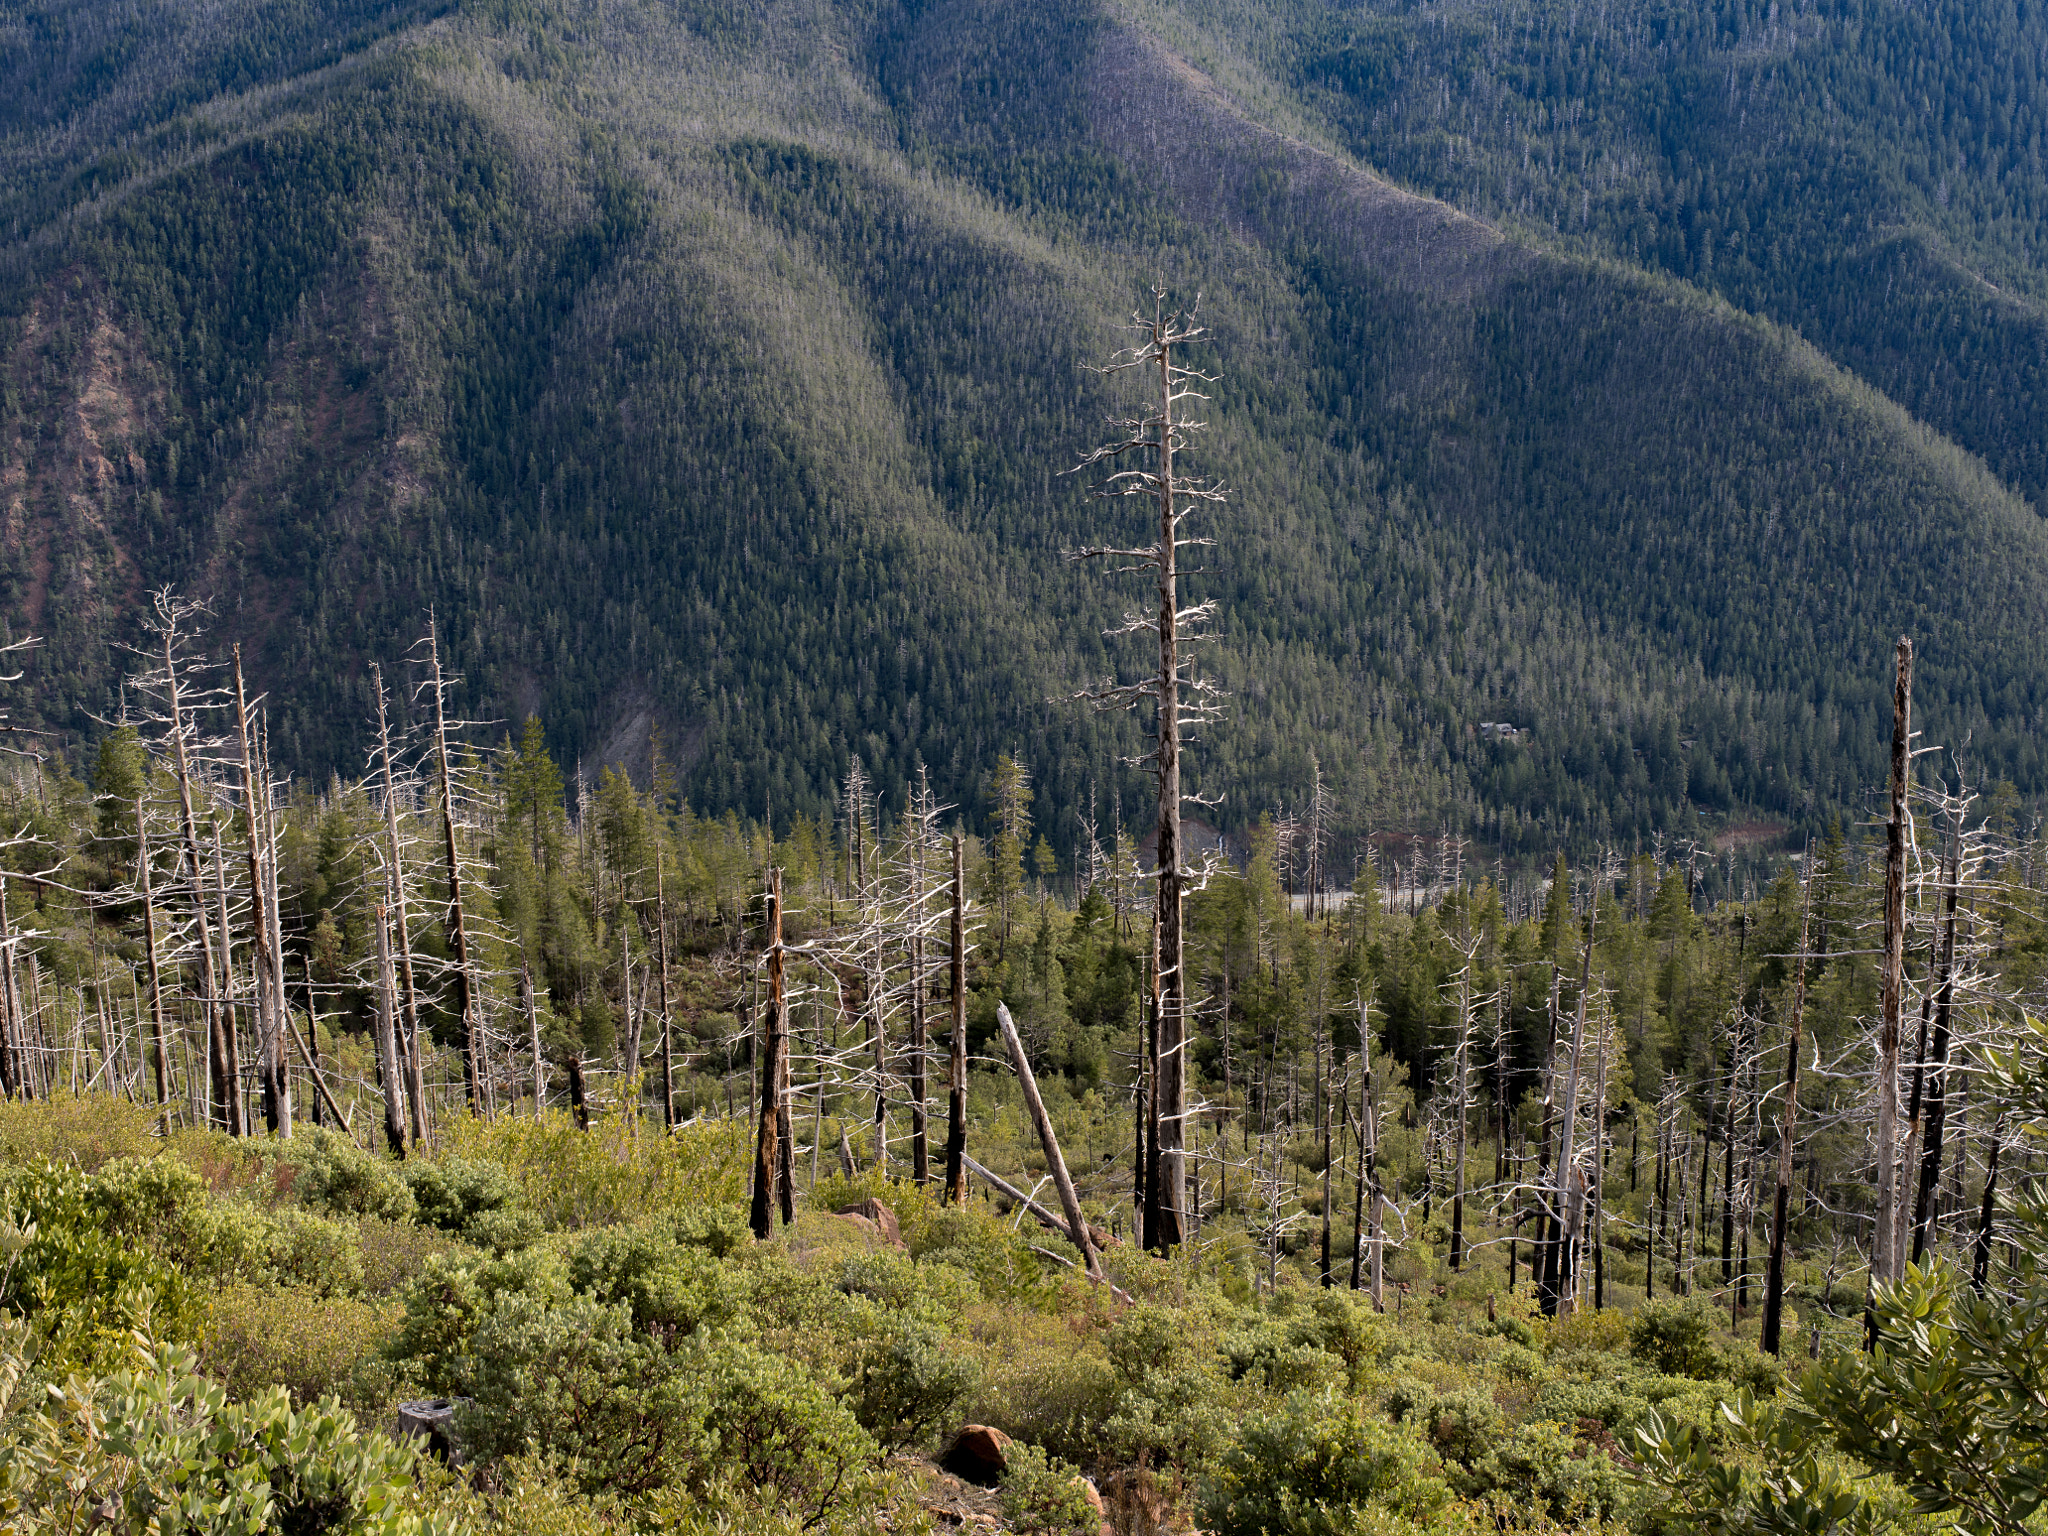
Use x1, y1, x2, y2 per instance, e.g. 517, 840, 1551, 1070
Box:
998, 1441, 1098, 1536
1200, 1387, 1454, 1536
433, 1112, 748, 1231
1626, 1299, 1721, 1379
403, 1156, 535, 1250
845, 1317, 981, 1454
0, 1320, 441, 1535
566, 1221, 739, 1335
0, 1094, 161, 1173
279, 1128, 417, 1224
0, 1160, 197, 1371
198, 1284, 401, 1418
456, 1293, 883, 1520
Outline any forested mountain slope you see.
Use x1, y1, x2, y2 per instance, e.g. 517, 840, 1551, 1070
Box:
2, 0, 2046, 858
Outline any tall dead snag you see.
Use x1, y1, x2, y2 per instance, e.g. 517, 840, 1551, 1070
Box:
751, 870, 790, 1239
0, 876, 23, 1100
1542, 888, 1598, 1316
233, 648, 290, 1135
426, 622, 482, 1113
1874, 637, 1913, 1304
945, 833, 969, 1203
909, 803, 931, 1184
136, 792, 171, 1122
995, 1003, 1099, 1277
1762, 849, 1813, 1355
1911, 837, 1962, 1265
372, 665, 430, 1147
1069, 292, 1226, 1255
656, 852, 676, 1132
152, 597, 236, 1133
371, 904, 409, 1157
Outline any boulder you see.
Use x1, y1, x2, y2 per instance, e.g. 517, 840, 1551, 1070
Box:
940, 1423, 1013, 1486
833, 1196, 904, 1247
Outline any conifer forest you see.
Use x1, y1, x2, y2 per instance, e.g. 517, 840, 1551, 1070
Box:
5, 1, 2048, 1533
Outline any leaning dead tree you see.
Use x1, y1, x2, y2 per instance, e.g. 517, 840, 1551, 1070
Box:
1068, 290, 1228, 1255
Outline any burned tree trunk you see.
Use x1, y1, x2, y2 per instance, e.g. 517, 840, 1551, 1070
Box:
945, 834, 968, 1204
1911, 838, 1962, 1266
1874, 636, 1912, 1300
1069, 294, 1228, 1257
233, 648, 290, 1136
428, 624, 482, 1114
136, 794, 171, 1122
656, 853, 676, 1133
750, 870, 790, 1239
372, 905, 409, 1158
1762, 859, 1812, 1356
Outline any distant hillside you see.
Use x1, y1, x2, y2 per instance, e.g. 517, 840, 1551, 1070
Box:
2, 0, 2046, 859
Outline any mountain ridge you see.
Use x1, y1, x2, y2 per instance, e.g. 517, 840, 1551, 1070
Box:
0, 0, 2043, 862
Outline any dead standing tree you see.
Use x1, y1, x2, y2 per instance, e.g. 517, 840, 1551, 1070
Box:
1067, 291, 1228, 1255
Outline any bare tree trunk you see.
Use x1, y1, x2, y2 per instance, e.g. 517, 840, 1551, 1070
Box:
371, 666, 430, 1147
750, 870, 789, 1239
656, 853, 676, 1132
1912, 850, 1961, 1265
210, 821, 245, 1136
1875, 636, 1913, 1302
136, 795, 171, 1122
372, 905, 408, 1157
233, 648, 290, 1136
1146, 914, 1161, 1252
1972, 1115, 2004, 1292
1763, 864, 1812, 1354
945, 834, 968, 1203
1320, 1050, 1335, 1287
163, 632, 231, 1133
995, 1002, 1099, 1277
428, 624, 482, 1113
522, 959, 545, 1117
910, 826, 930, 1184
1546, 898, 1598, 1315
0, 878, 22, 1100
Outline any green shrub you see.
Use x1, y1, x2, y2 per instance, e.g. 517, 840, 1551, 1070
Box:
457, 1291, 699, 1494
0, 1160, 197, 1368
568, 1222, 737, 1335
0, 1092, 161, 1172
1721, 1344, 1786, 1395
198, 1284, 401, 1417
1100, 1304, 1231, 1472
277, 1128, 416, 1222
264, 1205, 369, 1297
908, 1203, 1047, 1301
385, 1248, 572, 1391
404, 1157, 524, 1239
1221, 1323, 1345, 1395
0, 1321, 440, 1534
835, 1247, 980, 1320
670, 1204, 750, 1258
358, 1217, 468, 1296
433, 1111, 749, 1231
1467, 1420, 1633, 1522
455, 1292, 882, 1521
1626, 1300, 1720, 1379
966, 1324, 1118, 1467
1200, 1388, 1453, 1536
846, 1316, 981, 1453
999, 1442, 1098, 1536
1389, 1386, 1505, 1469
